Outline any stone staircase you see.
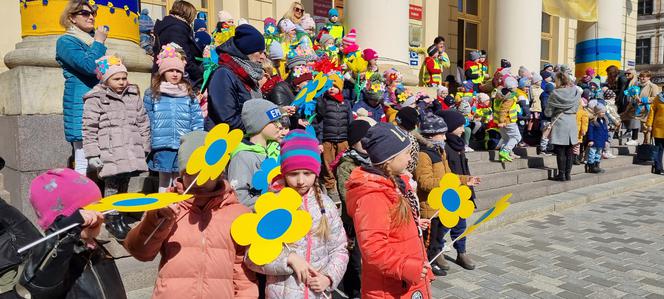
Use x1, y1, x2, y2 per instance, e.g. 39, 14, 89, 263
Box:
0, 172, 10, 202
468, 144, 650, 210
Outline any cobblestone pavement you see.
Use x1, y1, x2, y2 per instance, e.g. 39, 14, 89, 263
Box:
430, 184, 664, 299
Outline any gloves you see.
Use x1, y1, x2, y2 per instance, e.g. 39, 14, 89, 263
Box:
88, 157, 103, 170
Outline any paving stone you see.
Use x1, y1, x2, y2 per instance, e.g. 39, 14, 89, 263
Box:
507, 283, 539, 295
557, 291, 586, 299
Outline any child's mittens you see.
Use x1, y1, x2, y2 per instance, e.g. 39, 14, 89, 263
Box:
88, 157, 103, 170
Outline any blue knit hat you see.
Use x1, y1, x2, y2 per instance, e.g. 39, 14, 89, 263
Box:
361, 123, 411, 165
329, 8, 339, 17
233, 24, 265, 55
194, 19, 207, 31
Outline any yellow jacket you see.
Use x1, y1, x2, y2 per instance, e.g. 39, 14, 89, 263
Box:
577, 100, 590, 142
647, 95, 664, 139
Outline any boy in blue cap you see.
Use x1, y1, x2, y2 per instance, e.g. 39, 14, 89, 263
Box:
325, 8, 345, 43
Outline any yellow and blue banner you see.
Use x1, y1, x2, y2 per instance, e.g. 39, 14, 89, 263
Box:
575, 38, 622, 77
20, 0, 140, 44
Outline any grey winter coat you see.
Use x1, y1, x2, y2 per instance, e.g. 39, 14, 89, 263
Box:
545, 86, 581, 146
83, 84, 151, 178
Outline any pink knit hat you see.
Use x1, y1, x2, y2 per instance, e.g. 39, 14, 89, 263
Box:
29, 168, 102, 229
280, 129, 321, 176
157, 43, 187, 75
95, 55, 128, 83
363, 48, 378, 61
343, 28, 357, 47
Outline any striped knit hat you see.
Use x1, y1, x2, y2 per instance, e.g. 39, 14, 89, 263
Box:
280, 129, 321, 176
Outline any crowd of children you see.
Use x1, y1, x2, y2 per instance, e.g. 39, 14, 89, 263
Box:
5, 1, 664, 299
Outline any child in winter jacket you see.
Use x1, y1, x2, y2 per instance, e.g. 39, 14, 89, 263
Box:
228, 99, 286, 208
516, 78, 531, 145
494, 77, 522, 162
437, 85, 456, 110
419, 45, 443, 87
586, 104, 610, 173
646, 92, 664, 174
145, 44, 204, 193
83, 55, 151, 195
332, 119, 374, 299
601, 89, 621, 159
21, 168, 127, 298
529, 73, 544, 133
125, 131, 258, 299
345, 122, 434, 299
414, 113, 480, 277
246, 129, 348, 299
83, 55, 150, 241
313, 74, 352, 199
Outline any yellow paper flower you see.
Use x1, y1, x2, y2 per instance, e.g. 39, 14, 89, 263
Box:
456, 193, 511, 240
427, 173, 475, 228
186, 123, 243, 185
231, 188, 313, 265
84, 192, 192, 212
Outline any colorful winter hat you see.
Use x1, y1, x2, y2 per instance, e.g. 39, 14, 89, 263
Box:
280, 19, 296, 33
343, 28, 357, 48
29, 168, 102, 229
156, 43, 186, 75
280, 129, 321, 176
328, 8, 339, 18
95, 55, 127, 82
264, 17, 278, 36
363, 48, 378, 61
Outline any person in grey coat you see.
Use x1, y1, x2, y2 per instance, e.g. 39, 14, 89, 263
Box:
545, 72, 581, 181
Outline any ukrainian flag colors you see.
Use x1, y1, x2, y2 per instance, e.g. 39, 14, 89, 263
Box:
575, 38, 622, 77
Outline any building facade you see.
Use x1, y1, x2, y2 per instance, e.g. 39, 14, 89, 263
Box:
636, 0, 664, 85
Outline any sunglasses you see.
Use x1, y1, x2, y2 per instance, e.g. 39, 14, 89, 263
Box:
75, 10, 97, 18
294, 7, 304, 13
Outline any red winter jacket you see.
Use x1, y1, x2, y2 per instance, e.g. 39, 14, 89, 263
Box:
345, 167, 433, 299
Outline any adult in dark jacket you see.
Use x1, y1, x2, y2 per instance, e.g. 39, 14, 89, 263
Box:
605, 65, 631, 114
206, 24, 266, 131
0, 198, 43, 299
152, 1, 203, 88
55, 1, 108, 175
439, 110, 478, 271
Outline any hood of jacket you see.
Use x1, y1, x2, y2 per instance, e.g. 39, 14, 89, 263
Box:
153, 15, 192, 38
230, 139, 268, 159
345, 167, 403, 217
173, 178, 240, 212
549, 86, 581, 110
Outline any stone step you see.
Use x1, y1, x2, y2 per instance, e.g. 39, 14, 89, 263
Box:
476, 168, 549, 192
116, 256, 159, 293
468, 158, 530, 175
474, 163, 651, 210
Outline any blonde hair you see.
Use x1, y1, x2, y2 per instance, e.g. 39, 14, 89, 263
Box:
169, 0, 197, 24
312, 186, 330, 240
283, 1, 304, 24
59, 0, 95, 29
262, 59, 275, 78
377, 163, 411, 228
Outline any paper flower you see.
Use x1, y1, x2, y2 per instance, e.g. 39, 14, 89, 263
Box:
251, 157, 281, 195
456, 193, 511, 240
186, 123, 243, 185
84, 192, 192, 212
427, 173, 475, 228
231, 188, 313, 265
293, 72, 328, 107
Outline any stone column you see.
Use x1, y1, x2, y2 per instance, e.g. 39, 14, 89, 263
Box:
0, 0, 152, 218
492, 0, 542, 75
575, 0, 624, 77
345, 0, 414, 84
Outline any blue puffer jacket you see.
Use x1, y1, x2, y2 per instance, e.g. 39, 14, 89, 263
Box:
144, 89, 204, 150
56, 34, 107, 142
587, 117, 609, 147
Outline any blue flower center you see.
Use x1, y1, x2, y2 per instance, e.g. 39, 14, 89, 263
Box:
205, 140, 227, 165
257, 209, 292, 240
474, 207, 495, 225
442, 189, 461, 212
113, 197, 158, 207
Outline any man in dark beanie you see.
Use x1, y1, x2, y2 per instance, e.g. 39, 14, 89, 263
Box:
206, 24, 266, 131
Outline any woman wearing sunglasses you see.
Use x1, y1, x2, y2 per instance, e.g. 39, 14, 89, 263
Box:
56, 0, 109, 176
279, 1, 305, 28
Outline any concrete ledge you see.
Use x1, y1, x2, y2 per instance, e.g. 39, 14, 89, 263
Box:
467, 174, 664, 235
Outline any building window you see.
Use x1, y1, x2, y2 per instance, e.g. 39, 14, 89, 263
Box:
540, 13, 553, 67
457, 19, 479, 63
638, 0, 653, 15
636, 38, 651, 64
458, 0, 479, 16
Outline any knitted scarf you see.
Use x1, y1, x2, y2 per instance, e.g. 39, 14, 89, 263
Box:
66, 26, 95, 46
231, 56, 264, 84
159, 82, 189, 97
445, 132, 466, 152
